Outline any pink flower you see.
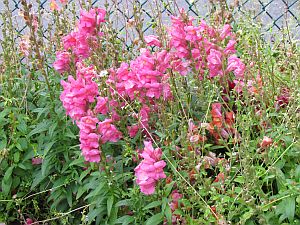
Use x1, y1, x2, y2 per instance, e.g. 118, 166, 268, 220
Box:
128, 124, 140, 138
211, 103, 222, 119
77, 115, 101, 162
144, 83, 162, 99
134, 141, 166, 195
62, 32, 77, 50
247, 74, 262, 95
144, 35, 161, 47
95, 96, 109, 115
207, 49, 223, 78
62, 32, 91, 59
224, 40, 236, 55
73, 33, 91, 59
184, 26, 201, 42
275, 88, 290, 110
59, 0, 68, 4
32, 15, 39, 32
233, 79, 245, 93
163, 83, 172, 100
76, 62, 97, 81
139, 105, 150, 128
98, 119, 122, 143
32, 157, 43, 165
108, 49, 167, 101
155, 50, 171, 72
53, 51, 71, 73
260, 136, 273, 148
50, 0, 59, 11
78, 8, 106, 35
227, 55, 245, 79
171, 58, 189, 76
25, 218, 33, 225
220, 24, 232, 40
169, 190, 183, 211
60, 76, 98, 120
19, 35, 30, 56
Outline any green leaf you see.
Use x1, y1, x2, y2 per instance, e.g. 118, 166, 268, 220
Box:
66, 186, 72, 207
285, 197, 295, 222
87, 207, 106, 223
115, 215, 134, 225
28, 120, 51, 137
241, 209, 254, 222
30, 170, 46, 190
41, 156, 53, 176
276, 196, 296, 223
107, 195, 114, 217
2, 166, 14, 195
84, 182, 106, 200
162, 197, 169, 212
164, 204, 172, 224
79, 168, 92, 182
13, 152, 20, 163
65, 128, 77, 139
43, 140, 56, 157
76, 185, 86, 200
165, 181, 175, 196
115, 199, 132, 207
145, 213, 164, 225
234, 176, 245, 184
295, 165, 300, 181
143, 200, 161, 211
69, 157, 85, 167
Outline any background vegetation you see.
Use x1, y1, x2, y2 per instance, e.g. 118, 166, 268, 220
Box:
0, 0, 299, 224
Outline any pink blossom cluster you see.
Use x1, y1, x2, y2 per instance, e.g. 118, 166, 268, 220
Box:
77, 115, 100, 162
60, 71, 98, 120
59, 62, 123, 162
134, 141, 166, 195
53, 8, 106, 73
107, 48, 172, 102
167, 9, 246, 86
54, 8, 125, 162
54, 8, 251, 195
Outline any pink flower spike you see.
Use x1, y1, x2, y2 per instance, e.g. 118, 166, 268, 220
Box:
98, 119, 122, 143
128, 124, 139, 138
227, 55, 245, 79
220, 24, 232, 40
95, 96, 109, 115
53, 51, 71, 73
78, 8, 106, 35
134, 141, 166, 195
224, 40, 236, 55
19, 35, 30, 56
144, 35, 161, 47
207, 49, 223, 78
62, 32, 77, 50
77, 115, 101, 162
25, 218, 33, 225
60, 76, 98, 120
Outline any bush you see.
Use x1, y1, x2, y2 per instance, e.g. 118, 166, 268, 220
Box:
0, 1, 299, 224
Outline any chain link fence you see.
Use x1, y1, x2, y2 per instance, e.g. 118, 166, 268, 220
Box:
0, 0, 299, 46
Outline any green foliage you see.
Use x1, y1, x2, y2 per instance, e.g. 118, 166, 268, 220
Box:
0, 2, 300, 225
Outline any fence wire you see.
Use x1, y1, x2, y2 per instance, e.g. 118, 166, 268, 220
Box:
0, 0, 299, 45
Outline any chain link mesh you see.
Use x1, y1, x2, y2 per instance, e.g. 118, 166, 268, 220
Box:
0, 0, 299, 44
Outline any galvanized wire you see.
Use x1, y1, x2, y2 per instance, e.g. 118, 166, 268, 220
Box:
0, 0, 299, 45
